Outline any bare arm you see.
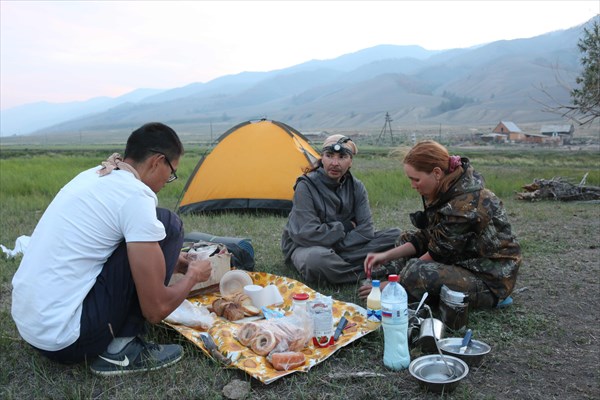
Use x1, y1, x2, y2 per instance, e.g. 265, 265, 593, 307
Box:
359, 242, 418, 300
363, 242, 417, 275
127, 242, 212, 324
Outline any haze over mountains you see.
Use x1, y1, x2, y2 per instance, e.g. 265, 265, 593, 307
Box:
1, 17, 595, 138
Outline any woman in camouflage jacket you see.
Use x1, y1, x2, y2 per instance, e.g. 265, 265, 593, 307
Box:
359, 140, 521, 309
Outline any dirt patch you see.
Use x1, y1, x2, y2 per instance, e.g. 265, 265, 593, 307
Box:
480, 201, 599, 400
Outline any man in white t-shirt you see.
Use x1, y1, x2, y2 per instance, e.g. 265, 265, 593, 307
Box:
11, 122, 212, 376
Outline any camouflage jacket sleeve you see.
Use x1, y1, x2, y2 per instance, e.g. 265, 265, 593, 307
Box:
426, 189, 519, 266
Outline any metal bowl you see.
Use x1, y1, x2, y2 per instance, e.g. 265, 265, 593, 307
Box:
437, 337, 492, 367
409, 354, 469, 393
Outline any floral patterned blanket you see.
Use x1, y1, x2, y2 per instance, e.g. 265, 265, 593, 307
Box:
165, 271, 376, 384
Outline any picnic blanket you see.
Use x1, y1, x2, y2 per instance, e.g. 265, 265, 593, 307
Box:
165, 271, 376, 384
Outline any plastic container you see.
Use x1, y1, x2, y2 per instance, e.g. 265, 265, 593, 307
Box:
381, 274, 410, 370
291, 292, 309, 313
308, 294, 334, 348
366, 280, 382, 329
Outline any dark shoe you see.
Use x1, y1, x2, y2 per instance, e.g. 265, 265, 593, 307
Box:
90, 337, 183, 376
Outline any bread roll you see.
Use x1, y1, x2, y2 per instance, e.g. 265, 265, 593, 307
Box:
250, 330, 277, 356
237, 322, 260, 346
223, 302, 245, 321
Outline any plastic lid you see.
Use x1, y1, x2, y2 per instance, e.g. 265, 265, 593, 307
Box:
372, 280, 380, 287
292, 292, 309, 301
388, 274, 399, 282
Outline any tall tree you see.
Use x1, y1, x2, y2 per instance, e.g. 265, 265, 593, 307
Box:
571, 18, 600, 125
537, 17, 600, 126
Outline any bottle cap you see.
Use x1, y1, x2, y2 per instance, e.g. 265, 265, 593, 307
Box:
372, 279, 380, 287
388, 274, 399, 282
292, 292, 309, 301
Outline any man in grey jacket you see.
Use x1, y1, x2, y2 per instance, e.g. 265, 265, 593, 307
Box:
281, 134, 401, 284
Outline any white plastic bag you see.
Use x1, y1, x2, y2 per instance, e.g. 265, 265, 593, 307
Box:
0, 235, 30, 258
165, 299, 215, 329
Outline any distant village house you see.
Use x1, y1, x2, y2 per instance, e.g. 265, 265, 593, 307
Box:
540, 124, 574, 144
492, 121, 525, 142
483, 121, 573, 146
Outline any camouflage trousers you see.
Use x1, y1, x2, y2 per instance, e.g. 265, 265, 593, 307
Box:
398, 258, 498, 309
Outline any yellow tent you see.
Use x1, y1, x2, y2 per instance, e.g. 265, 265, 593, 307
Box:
178, 119, 320, 214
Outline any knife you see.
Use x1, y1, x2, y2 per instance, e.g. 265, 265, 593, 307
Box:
200, 333, 231, 365
333, 314, 349, 341
459, 329, 472, 354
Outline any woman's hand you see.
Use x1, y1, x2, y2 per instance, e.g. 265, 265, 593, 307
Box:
358, 282, 373, 299
358, 280, 389, 300
364, 252, 386, 278
419, 252, 433, 262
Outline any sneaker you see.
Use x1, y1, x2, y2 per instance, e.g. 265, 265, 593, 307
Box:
90, 336, 183, 376
496, 296, 513, 309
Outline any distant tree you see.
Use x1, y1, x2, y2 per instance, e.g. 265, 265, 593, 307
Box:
571, 18, 600, 124
537, 18, 600, 125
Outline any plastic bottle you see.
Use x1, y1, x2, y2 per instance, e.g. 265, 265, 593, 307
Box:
366, 280, 382, 330
291, 292, 309, 314
380, 274, 410, 370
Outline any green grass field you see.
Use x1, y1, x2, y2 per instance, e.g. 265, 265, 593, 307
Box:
0, 146, 598, 399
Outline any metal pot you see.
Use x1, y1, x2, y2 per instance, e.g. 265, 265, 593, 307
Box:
416, 318, 445, 353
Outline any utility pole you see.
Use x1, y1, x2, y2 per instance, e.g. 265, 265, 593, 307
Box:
377, 112, 394, 145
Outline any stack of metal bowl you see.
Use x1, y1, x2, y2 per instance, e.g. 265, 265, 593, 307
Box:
409, 354, 469, 393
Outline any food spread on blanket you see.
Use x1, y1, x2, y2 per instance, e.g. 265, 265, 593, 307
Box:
164, 271, 376, 384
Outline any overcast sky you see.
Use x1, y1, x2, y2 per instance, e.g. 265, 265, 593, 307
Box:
1, 1, 598, 110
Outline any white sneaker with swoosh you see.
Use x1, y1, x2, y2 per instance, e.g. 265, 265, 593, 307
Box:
90, 337, 183, 376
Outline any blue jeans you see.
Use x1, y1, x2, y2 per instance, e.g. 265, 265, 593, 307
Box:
35, 208, 184, 364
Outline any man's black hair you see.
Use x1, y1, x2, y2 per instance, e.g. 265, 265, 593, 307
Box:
124, 122, 184, 162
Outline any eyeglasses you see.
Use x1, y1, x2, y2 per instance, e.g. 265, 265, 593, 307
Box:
150, 150, 178, 183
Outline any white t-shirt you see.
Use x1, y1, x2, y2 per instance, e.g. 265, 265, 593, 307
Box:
11, 166, 166, 351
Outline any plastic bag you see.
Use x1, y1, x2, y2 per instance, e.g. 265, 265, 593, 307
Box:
236, 308, 314, 356
165, 299, 215, 329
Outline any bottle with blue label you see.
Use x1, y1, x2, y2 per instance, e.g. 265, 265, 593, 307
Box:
380, 274, 410, 370
366, 280, 382, 329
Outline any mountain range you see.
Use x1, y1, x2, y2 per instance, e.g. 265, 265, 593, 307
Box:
1, 17, 596, 138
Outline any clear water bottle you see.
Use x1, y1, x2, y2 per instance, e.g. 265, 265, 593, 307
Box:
381, 274, 410, 370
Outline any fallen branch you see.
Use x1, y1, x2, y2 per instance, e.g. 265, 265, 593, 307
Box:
516, 176, 600, 201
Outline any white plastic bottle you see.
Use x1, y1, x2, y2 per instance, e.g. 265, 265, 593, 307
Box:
366, 280, 382, 330
380, 274, 410, 370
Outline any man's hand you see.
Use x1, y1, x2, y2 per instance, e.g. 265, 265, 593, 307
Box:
342, 216, 356, 232
186, 259, 212, 283
174, 252, 189, 274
